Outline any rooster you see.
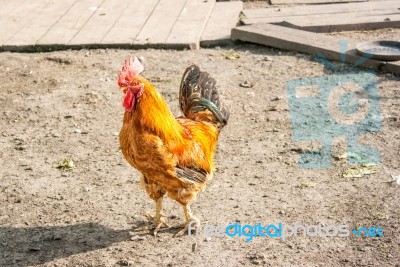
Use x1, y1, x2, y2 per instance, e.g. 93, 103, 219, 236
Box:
117, 57, 229, 236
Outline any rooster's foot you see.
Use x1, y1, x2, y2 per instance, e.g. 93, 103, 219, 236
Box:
153, 216, 169, 236
175, 217, 200, 237
135, 211, 169, 236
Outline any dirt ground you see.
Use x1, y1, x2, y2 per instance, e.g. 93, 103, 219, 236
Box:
0, 29, 399, 267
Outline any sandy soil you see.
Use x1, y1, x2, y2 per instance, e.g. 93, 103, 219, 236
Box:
0, 30, 399, 267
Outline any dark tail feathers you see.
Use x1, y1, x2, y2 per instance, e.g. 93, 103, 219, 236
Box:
179, 65, 229, 130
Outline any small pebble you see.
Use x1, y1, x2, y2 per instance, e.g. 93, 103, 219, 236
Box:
130, 235, 145, 241
240, 81, 254, 88
116, 259, 130, 266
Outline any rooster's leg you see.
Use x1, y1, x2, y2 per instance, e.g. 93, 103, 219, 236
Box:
153, 197, 169, 236
136, 197, 169, 236
175, 205, 200, 237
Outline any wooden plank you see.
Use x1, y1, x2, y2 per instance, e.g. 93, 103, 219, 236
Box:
282, 13, 400, 33
0, 1, 19, 16
100, 0, 160, 46
271, 0, 364, 4
242, 0, 400, 19
165, 0, 215, 49
201, 1, 243, 47
231, 23, 400, 74
383, 61, 400, 74
37, 0, 104, 47
134, 0, 187, 46
68, 0, 131, 47
242, 9, 400, 25
0, 0, 48, 47
3, 0, 76, 50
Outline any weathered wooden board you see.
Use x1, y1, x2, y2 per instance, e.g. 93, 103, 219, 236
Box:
201, 1, 243, 47
0, 0, 48, 47
68, 0, 131, 47
231, 23, 399, 74
244, 9, 399, 25
0, 0, 21, 16
382, 61, 400, 74
242, 0, 399, 19
166, 0, 215, 49
0, 0, 244, 51
100, 0, 160, 46
37, 0, 104, 47
134, 0, 187, 46
4, 0, 77, 50
282, 13, 400, 32
271, 0, 364, 4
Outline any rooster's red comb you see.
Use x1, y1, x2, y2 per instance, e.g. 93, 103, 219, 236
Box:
118, 56, 144, 87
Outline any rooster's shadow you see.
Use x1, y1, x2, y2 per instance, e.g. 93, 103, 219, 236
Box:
0, 223, 131, 267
